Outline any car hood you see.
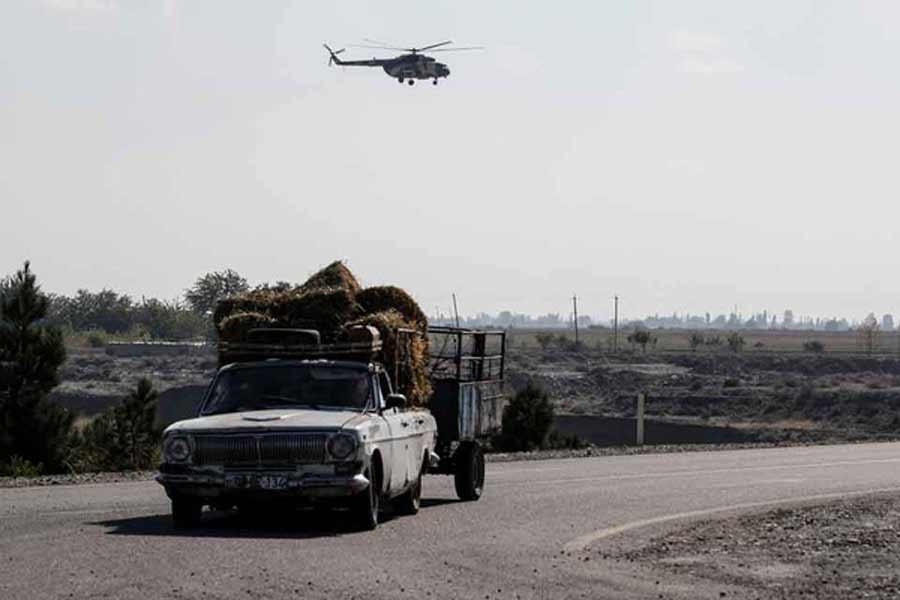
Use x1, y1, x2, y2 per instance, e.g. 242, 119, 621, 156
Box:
165, 409, 368, 434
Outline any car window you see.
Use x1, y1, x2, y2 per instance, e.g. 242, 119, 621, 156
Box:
201, 365, 371, 415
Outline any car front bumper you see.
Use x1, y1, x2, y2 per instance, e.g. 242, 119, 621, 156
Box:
156, 464, 369, 500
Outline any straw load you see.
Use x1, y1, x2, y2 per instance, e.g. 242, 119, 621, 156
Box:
214, 261, 431, 405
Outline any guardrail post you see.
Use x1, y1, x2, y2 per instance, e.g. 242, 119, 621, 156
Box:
636, 392, 645, 446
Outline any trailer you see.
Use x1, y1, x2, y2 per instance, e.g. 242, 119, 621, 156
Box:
425, 327, 506, 500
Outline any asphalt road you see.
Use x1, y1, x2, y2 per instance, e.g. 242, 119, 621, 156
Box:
3, 442, 900, 600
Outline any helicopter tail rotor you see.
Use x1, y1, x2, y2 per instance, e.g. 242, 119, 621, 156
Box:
323, 44, 346, 66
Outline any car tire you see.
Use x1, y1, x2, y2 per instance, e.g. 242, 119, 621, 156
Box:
454, 441, 484, 501
351, 468, 379, 530
172, 496, 203, 528
395, 471, 422, 515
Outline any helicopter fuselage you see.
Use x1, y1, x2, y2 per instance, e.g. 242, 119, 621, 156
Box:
383, 54, 450, 82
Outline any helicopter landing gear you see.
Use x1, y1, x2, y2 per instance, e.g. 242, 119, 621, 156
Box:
408, 79, 415, 86
398, 78, 404, 84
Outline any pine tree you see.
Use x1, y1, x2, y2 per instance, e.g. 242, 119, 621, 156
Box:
116, 378, 159, 469
0, 262, 72, 472
79, 378, 159, 471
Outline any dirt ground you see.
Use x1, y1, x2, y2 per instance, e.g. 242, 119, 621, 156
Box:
506, 348, 900, 443
51, 347, 217, 417
620, 493, 900, 599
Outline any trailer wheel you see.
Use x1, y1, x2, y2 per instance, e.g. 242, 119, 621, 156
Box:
454, 441, 484, 501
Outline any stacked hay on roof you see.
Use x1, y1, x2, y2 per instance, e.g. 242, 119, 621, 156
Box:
214, 261, 431, 405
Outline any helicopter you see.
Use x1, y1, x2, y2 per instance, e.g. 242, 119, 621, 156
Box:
323, 40, 482, 85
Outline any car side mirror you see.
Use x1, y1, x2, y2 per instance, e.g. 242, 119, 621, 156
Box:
385, 393, 407, 410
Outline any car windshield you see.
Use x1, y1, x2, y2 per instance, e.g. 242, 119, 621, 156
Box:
201, 364, 371, 415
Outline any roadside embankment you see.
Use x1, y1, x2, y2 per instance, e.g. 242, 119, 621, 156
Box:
619, 492, 900, 599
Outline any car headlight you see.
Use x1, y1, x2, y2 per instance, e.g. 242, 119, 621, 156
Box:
326, 433, 357, 461
164, 436, 192, 463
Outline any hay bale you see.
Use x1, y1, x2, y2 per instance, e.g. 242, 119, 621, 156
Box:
213, 295, 269, 329
357, 286, 427, 327
348, 310, 432, 407
216, 287, 360, 343
265, 286, 360, 342
214, 262, 432, 404
300, 261, 362, 295
218, 311, 277, 342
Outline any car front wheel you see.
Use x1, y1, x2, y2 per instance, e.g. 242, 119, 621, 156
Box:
351, 469, 379, 530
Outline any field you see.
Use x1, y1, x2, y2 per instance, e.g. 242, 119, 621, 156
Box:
509, 327, 900, 355
49, 328, 900, 448
505, 340, 900, 445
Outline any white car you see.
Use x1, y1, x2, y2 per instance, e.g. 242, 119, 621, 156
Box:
156, 359, 437, 530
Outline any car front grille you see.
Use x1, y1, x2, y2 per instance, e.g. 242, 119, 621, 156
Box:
194, 433, 327, 466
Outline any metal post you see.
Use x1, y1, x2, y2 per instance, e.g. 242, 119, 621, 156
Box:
572, 294, 579, 346
613, 295, 619, 353
635, 392, 645, 446
452, 293, 460, 329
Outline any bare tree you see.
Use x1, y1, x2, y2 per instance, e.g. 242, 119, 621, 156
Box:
858, 313, 881, 354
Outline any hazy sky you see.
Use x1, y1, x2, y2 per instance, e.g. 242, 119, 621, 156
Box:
3, 1, 899, 322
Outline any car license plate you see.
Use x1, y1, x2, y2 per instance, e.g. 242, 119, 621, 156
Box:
256, 475, 288, 490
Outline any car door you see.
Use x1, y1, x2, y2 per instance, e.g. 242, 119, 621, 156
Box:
405, 409, 427, 481
377, 373, 408, 493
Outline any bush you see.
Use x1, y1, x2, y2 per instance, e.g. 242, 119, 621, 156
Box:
688, 332, 705, 352
86, 330, 108, 348
726, 332, 745, 353
0, 455, 43, 477
627, 328, 656, 353
496, 383, 555, 452
534, 332, 554, 351
803, 340, 826, 353
546, 430, 586, 450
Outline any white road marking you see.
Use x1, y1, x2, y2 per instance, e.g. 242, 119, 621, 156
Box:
706, 477, 805, 489
563, 486, 900, 553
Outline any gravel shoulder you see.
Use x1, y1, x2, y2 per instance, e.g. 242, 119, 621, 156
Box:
620, 492, 900, 599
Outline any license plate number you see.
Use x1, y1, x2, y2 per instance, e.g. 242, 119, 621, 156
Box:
256, 475, 288, 490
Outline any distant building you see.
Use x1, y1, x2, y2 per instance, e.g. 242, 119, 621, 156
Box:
883, 314, 895, 331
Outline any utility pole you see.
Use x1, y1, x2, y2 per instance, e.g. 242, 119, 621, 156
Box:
572, 294, 579, 346
452, 293, 460, 329
613, 295, 619, 353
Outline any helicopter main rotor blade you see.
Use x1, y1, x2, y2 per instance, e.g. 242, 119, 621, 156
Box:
428, 46, 485, 53
363, 37, 397, 47
417, 40, 453, 52
350, 44, 408, 52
